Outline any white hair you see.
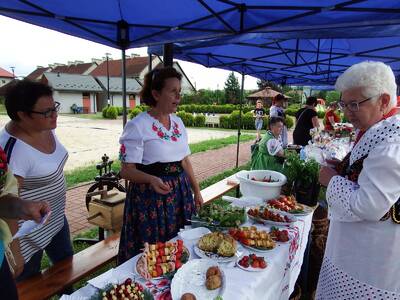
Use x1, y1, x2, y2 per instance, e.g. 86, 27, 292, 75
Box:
335, 61, 397, 107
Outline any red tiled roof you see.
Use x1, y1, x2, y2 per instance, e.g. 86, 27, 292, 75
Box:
52, 62, 94, 74
0, 67, 14, 78
90, 56, 149, 77
26, 67, 51, 80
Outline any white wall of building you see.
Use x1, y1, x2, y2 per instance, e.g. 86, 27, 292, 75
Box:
54, 90, 96, 113
110, 93, 140, 108
0, 77, 13, 88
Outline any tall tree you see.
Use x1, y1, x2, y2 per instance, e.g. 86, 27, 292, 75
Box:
224, 72, 241, 104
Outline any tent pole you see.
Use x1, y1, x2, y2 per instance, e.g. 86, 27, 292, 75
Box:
122, 49, 127, 127
163, 43, 173, 67
236, 72, 245, 169
148, 53, 153, 72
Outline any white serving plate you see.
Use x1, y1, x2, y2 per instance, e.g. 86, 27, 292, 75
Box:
236, 256, 268, 272
178, 227, 211, 240
171, 259, 225, 300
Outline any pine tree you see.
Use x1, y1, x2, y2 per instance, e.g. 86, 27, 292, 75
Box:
224, 72, 241, 104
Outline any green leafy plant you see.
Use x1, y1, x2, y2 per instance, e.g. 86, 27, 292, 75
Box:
283, 151, 319, 188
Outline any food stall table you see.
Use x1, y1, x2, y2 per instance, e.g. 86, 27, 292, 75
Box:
66, 212, 313, 300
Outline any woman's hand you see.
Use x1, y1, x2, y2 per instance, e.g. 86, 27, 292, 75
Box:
20, 200, 51, 223
150, 176, 171, 195
194, 192, 203, 211
319, 166, 338, 187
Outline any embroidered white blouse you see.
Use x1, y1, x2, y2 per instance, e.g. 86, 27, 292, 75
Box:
266, 136, 283, 156
316, 115, 400, 299
119, 112, 190, 164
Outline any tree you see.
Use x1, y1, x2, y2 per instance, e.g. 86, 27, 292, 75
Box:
326, 91, 341, 104
224, 72, 241, 104
256, 79, 283, 93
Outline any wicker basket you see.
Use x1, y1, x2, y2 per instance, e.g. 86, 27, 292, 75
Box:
289, 283, 302, 300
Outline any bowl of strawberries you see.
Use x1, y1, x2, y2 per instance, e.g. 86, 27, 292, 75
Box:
236, 170, 287, 201
237, 253, 267, 272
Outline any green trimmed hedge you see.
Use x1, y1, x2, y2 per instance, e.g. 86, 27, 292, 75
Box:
285, 104, 301, 117
177, 104, 253, 114
102, 106, 118, 119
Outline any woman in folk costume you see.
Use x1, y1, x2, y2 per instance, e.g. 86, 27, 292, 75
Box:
316, 61, 400, 299
117, 67, 203, 262
250, 116, 285, 172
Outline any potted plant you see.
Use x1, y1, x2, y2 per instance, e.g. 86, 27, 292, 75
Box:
282, 151, 320, 206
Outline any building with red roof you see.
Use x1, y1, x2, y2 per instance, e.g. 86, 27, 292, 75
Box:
0, 67, 15, 87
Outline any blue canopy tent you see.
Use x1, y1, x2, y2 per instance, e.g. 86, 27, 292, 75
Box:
149, 35, 400, 86
2, 0, 400, 124
2, 1, 400, 49
149, 35, 400, 166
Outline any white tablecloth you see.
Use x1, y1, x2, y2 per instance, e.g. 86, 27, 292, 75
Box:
67, 212, 312, 300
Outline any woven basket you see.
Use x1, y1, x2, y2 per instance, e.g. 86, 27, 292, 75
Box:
289, 283, 302, 300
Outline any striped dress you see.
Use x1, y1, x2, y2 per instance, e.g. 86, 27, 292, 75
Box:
0, 130, 68, 263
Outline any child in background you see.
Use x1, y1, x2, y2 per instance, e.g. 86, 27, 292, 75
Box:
253, 99, 266, 141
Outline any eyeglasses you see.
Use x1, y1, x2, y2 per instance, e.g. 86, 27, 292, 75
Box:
29, 102, 61, 118
338, 94, 380, 112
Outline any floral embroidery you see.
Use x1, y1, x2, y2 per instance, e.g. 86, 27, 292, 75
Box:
119, 144, 127, 162
0, 147, 8, 191
151, 121, 181, 141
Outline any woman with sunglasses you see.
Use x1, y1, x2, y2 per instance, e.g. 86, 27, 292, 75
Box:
117, 67, 203, 262
316, 61, 400, 299
0, 80, 73, 281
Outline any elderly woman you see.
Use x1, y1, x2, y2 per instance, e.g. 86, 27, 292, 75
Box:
316, 61, 400, 299
117, 67, 203, 262
0, 80, 72, 281
250, 116, 285, 172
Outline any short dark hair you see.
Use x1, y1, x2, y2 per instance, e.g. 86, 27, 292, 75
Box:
274, 94, 285, 102
140, 67, 182, 107
306, 96, 318, 106
5, 80, 53, 121
268, 116, 284, 129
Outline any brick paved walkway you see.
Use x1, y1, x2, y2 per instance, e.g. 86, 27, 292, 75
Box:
66, 140, 254, 235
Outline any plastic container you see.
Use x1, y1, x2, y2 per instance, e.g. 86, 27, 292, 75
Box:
236, 170, 287, 201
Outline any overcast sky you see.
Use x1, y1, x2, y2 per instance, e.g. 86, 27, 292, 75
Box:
0, 16, 259, 90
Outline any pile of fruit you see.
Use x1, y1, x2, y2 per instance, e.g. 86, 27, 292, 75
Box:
267, 195, 304, 213
137, 240, 187, 279
238, 254, 267, 269
228, 226, 275, 250
248, 207, 292, 223
97, 278, 150, 300
270, 227, 290, 242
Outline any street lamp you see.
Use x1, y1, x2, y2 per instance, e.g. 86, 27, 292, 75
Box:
105, 53, 111, 106
10, 66, 15, 77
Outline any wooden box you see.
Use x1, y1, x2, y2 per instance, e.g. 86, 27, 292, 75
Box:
87, 191, 125, 231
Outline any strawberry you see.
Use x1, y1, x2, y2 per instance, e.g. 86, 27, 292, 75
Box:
175, 259, 182, 269
156, 265, 163, 276
251, 260, 260, 268
259, 260, 267, 269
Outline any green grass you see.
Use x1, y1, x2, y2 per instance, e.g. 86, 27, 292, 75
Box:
189, 134, 253, 153
60, 112, 105, 120
65, 135, 254, 188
